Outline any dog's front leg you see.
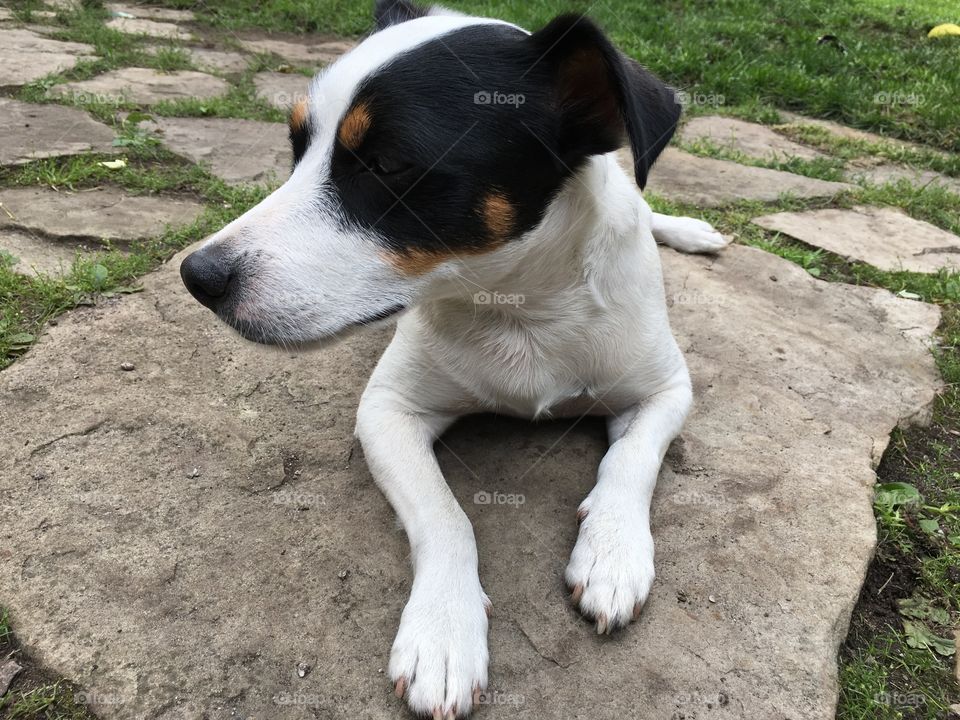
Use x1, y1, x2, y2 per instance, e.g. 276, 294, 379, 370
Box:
356, 381, 488, 718
565, 370, 693, 633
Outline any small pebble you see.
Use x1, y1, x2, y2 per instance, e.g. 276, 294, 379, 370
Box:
708, 595, 717, 603
186, 468, 200, 478
337, 570, 349, 580
296, 662, 310, 678
120, 362, 135, 371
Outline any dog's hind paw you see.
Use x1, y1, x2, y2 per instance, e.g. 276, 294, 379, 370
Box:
389, 576, 490, 718
654, 215, 731, 254
565, 496, 655, 634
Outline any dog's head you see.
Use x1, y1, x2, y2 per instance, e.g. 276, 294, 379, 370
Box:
180, 0, 681, 346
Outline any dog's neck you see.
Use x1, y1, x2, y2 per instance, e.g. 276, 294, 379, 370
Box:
421, 153, 646, 316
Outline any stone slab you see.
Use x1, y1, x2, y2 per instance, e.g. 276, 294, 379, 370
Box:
142, 45, 251, 74
637, 148, 856, 207
0, 228, 87, 276
253, 71, 311, 111
49, 67, 229, 105
0, 28, 97, 87
106, 3, 195, 21
0, 98, 118, 166
0, 240, 941, 719
105, 17, 192, 40
0, 187, 205, 244
240, 36, 355, 67
846, 163, 960, 194
142, 116, 291, 185
679, 116, 824, 162
753, 206, 960, 273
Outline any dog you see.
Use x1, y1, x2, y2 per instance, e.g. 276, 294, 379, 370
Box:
180, 1, 728, 716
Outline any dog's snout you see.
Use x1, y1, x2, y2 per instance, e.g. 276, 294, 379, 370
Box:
180, 248, 234, 311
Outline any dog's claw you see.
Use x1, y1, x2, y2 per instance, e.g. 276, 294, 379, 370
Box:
632, 601, 643, 621
483, 597, 493, 617
394, 677, 406, 698
576, 507, 588, 525
473, 684, 482, 707
596, 613, 608, 635
433, 708, 443, 720
570, 583, 584, 605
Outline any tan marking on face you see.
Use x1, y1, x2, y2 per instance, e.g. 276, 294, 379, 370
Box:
337, 101, 372, 150
290, 98, 309, 132
382, 240, 508, 277
482, 192, 515, 241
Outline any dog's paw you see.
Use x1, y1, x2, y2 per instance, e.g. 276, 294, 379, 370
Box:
389, 578, 491, 718
565, 496, 655, 634
657, 216, 730, 254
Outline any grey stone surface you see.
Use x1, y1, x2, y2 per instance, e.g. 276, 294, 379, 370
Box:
635, 148, 855, 207
142, 116, 291, 185
253, 71, 311, 110
846, 163, 960, 194
0, 187, 205, 244
753, 206, 960, 273
0, 241, 941, 719
240, 36, 355, 67
49, 67, 229, 105
0, 659, 23, 697
0, 29, 97, 87
106, 2, 195, 21
0, 98, 118, 166
105, 17, 192, 40
142, 45, 251, 74
0, 8, 15, 21
0, 228, 87, 276
679, 116, 824, 162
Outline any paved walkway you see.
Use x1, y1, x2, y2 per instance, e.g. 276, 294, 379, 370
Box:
0, 4, 958, 720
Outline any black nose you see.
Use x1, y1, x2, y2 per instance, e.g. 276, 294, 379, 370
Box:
180, 248, 233, 311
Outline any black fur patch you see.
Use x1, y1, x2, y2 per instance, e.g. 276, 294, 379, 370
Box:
374, 0, 430, 30
323, 17, 680, 259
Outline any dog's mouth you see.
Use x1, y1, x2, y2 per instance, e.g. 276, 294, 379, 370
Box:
225, 303, 407, 348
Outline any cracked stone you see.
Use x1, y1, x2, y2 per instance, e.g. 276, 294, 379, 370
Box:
634, 148, 855, 207
0, 239, 941, 719
0, 659, 23, 696
0, 186, 205, 244
49, 67, 229, 105
846, 163, 960, 194
0, 28, 97, 87
141, 116, 291, 185
0, 228, 95, 276
753, 205, 960, 273
105, 17, 193, 40
240, 36, 355, 67
679, 116, 825, 162
0, 98, 118, 166
105, 3, 195, 21
253, 71, 311, 111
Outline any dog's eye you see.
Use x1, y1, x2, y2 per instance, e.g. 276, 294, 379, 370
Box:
368, 155, 412, 177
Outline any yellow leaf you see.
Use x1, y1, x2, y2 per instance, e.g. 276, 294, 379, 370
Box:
98, 159, 127, 169
928, 23, 960, 38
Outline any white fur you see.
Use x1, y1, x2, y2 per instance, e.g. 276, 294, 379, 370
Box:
197, 11, 727, 718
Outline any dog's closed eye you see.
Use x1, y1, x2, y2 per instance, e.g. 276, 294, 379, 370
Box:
368, 155, 413, 177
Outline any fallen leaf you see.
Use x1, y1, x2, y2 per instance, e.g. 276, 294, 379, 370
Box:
929, 23, 960, 38
903, 620, 955, 656
98, 159, 127, 170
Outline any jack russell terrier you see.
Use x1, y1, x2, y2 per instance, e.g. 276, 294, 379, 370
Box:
180, 1, 728, 716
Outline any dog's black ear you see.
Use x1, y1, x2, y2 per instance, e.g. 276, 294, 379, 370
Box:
530, 15, 681, 189
374, 0, 430, 30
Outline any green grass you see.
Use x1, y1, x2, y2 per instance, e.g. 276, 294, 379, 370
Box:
149, 0, 960, 150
